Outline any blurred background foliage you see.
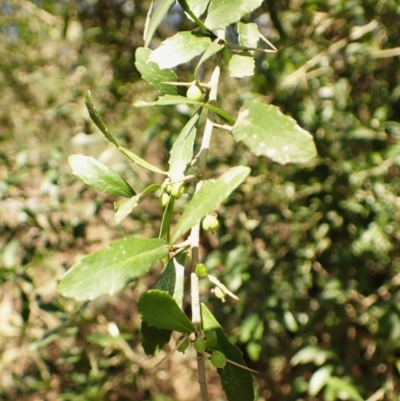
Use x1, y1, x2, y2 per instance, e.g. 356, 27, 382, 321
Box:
1, 0, 400, 400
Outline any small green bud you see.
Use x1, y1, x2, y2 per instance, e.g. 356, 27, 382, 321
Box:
202, 213, 219, 232
213, 286, 226, 301
195, 263, 208, 277
177, 336, 189, 352
171, 182, 185, 198
211, 351, 227, 369
186, 83, 202, 101
158, 192, 170, 207
194, 338, 207, 353
205, 330, 218, 351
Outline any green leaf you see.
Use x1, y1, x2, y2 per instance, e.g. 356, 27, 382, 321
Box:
201, 304, 254, 401
155, 252, 187, 308
229, 54, 255, 77
69, 154, 135, 197
85, 91, 118, 146
114, 184, 161, 224
135, 47, 181, 95
138, 290, 195, 334
205, 0, 263, 30
168, 113, 199, 180
141, 321, 172, 356
118, 146, 168, 175
58, 238, 169, 301
143, 0, 175, 48
237, 22, 259, 48
171, 166, 250, 244
185, 0, 211, 18
232, 101, 317, 164
135, 95, 235, 125
149, 31, 211, 69
326, 377, 363, 401
291, 346, 335, 366
159, 195, 175, 241
308, 365, 334, 396
194, 39, 224, 76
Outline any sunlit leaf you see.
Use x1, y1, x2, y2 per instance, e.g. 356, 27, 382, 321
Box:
69, 154, 135, 197
237, 22, 259, 48
135, 47, 181, 95
150, 31, 211, 69
326, 377, 363, 401
58, 238, 169, 301
135, 95, 235, 125
171, 166, 250, 243
138, 290, 195, 334
229, 54, 255, 77
232, 101, 317, 164
205, 0, 263, 30
119, 146, 168, 175
185, 0, 211, 17
168, 112, 199, 180
308, 365, 334, 396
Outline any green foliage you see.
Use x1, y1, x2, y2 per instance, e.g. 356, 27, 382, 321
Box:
2, 0, 400, 400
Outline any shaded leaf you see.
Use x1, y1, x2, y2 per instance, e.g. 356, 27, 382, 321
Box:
69, 154, 135, 197
195, 39, 224, 76
58, 238, 169, 301
141, 321, 172, 356
171, 166, 250, 244
201, 304, 254, 401
168, 112, 199, 180
135, 95, 235, 125
85, 91, 118, 146
138, 290, 195, 334
135, 47, 181, 95
205, 0, 263, 30
150, 31, 211, 69
232, 101, 317, 164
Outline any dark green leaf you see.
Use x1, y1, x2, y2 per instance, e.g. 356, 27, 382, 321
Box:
201, 304, 254, 401
150, 31, 211, 69
69, 154, 135, 197
171, 166, 250, 243
85, 91, 119, 146
135, 47, 181, 95
232, 101, 317, 164
138, 290, 195, 334
58, 238, 169, 301
205, 0, 263, 30
141, 321, 172, 356
135, 95, 234, 125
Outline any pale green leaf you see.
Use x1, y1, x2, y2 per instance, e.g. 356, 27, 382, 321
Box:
150, 31, 211, 69
168, 113, 199, 180
229, 54, 255, 77
58, 238, 169, 301
171, 166, 250, 243
232, 101, 317, 164
308, 365, 334, 396
185, 0, 211, 17
144, 0, 175, 48
326, 377, 363, 401
237, 22, 259, 48
135, 47, 180, 95
291, 346, 335, 366
85, 91, 118, 146
118, 146, 168, 175
205, 0, 263, 30
194, 39, 224, 76
135, 95, 235, 125
138, 290, 195, 334
201, 304, 254, 401
69, 154, 135, 197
